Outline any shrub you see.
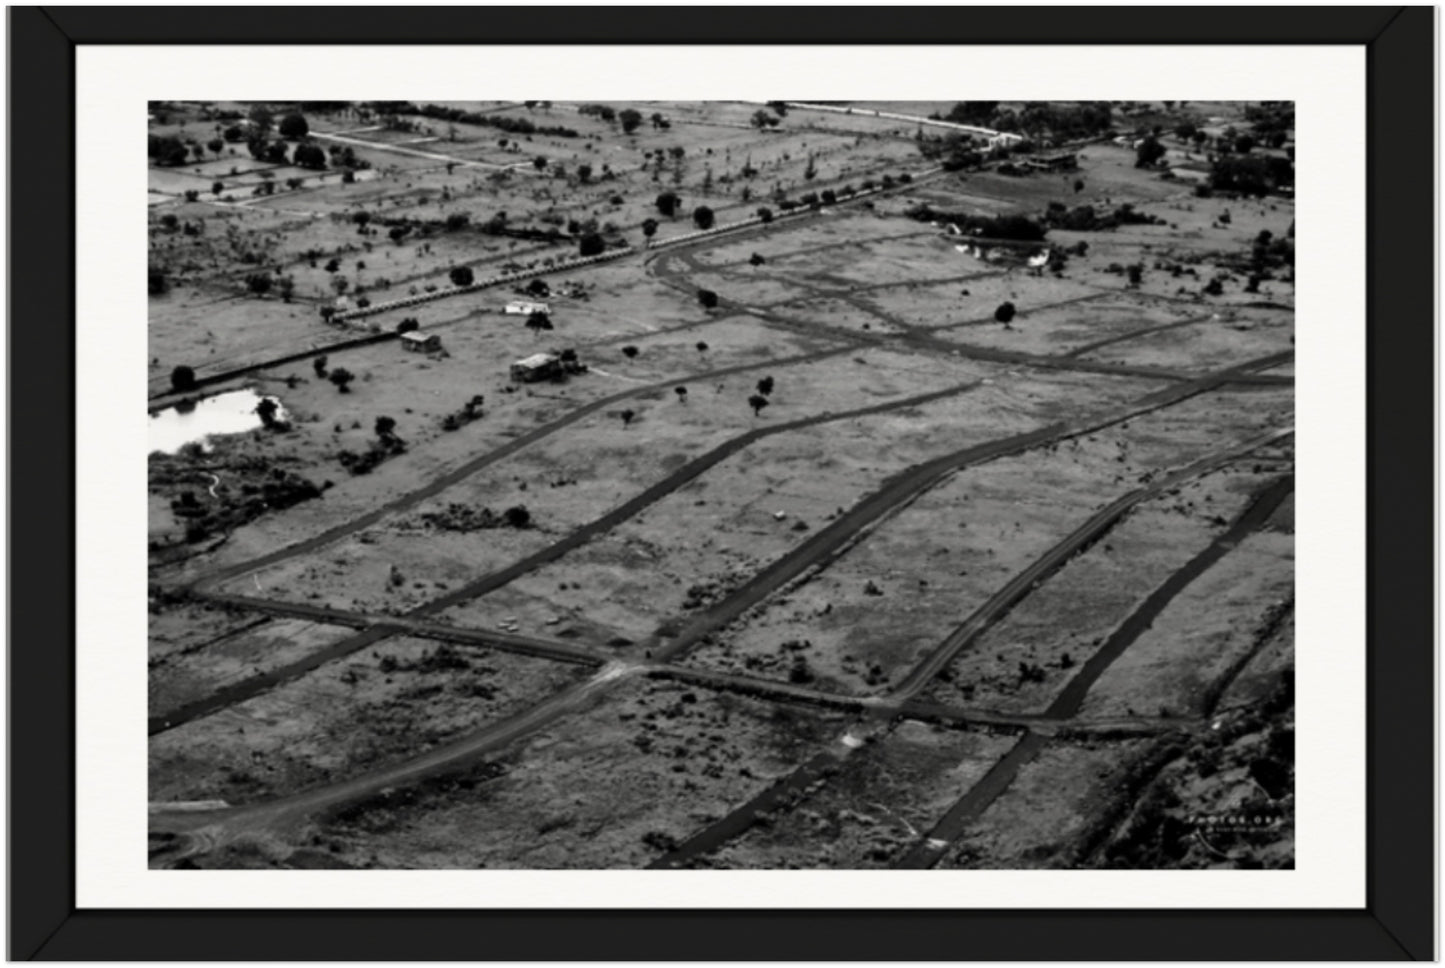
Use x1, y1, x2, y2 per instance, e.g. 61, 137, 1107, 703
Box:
169, 365, 197, 392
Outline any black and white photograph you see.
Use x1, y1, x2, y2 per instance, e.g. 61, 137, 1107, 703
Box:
143, 97, 1298, 872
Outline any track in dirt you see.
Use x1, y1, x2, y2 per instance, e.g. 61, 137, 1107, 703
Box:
185, 343, 855, 593
648, 426, 1291, 870
153, 376, 990, 735
890, 472, 1296, 869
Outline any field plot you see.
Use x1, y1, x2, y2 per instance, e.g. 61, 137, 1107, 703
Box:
150, 636, 584, 804
937, 739, 1154, 869
281, 678, 850, 870
922, 464, 1282, 713
699, 722, 1019, 869
1077, 528, 1294, 720
150, 616, 356, 718
150, 99, 1295, 873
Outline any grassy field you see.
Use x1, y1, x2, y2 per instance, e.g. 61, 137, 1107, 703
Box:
150, 100, 1295, 871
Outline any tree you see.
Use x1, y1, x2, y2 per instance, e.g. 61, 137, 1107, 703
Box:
313, 356, 328, 378
329, 368, 355, 393
803, 154, 817, 181
1073, 178, 1085, 193
533, 155, 548, 171
207, 138, 224, 156
656, 191, 680, 218
526, 311, 554, 338
756, 206, 774, 223
449, 266, 475, 287
756, 376, 775, 397
695, 341, 709, 353
504, 505, 532, 528
675, 386, 688, 403
1135, 136, 1167, 169
749, 253, 765, 267
619, 409, 635, 427
576, 164, 593, 184
692, 206, 715, 230
170, 365, 197, 392
748, 394, 770, 416
619, 108, 643, 134
1127, 264, 1143, 287
246, 272, 272, 295
697, 289, 719, 310
578, 232, 605, 257
1235, 134, 1256, 154
255, 396, 281, 429
621, 345, 639, 359
293, 143, 327, 170
994, 302, 1017, 324
374, 415, 397, 439
149, 268, 169, 295
247, 104, 273, 136
149, 135, 189, 166
641, 218, 659, 244
397, 318, 419, 334
278, 113, 310, 139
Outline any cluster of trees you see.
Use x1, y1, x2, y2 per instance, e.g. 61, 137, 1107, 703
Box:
1042, 200, 1162, 232
747, 375, 776, 416
364, 101, 579, 138
905, 204, 1049, 242
995, 101, 1115, 141
1209, 154, 1295, 196
1134, 136, 1167, 168
440, 394, 486, 432
1244, 101, 1294, 145
148, 134, 192, 167
417, 502, 532, 532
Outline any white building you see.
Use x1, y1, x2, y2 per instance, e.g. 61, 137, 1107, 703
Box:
505, 300, 550, 316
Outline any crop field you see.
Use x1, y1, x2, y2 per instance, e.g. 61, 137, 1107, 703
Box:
148, 99, 1295, 872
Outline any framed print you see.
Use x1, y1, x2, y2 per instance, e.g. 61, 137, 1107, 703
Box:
9, 5, 1435, 960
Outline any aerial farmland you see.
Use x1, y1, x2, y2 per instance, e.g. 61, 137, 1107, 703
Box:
148, 100, 1295, 871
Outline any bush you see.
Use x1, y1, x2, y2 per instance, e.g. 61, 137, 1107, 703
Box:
170, 365, 197, 392
994, 302, 1017, 323
449, 266, 475, 287
278, 113, 309, 139
578, 232, 605, 257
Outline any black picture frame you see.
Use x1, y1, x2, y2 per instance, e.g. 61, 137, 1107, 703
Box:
9, 5, 1434, 960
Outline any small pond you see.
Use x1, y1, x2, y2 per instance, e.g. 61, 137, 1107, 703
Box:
149, 388, 286, 455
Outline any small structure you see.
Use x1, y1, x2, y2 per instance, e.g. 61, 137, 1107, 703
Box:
505, 300, 550, 316
1169, 165, 1210, 183
1028, 152, 1079, 172
400, 331, 441, 353
510, 352, 562, 383
988, 132, 1025, 150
